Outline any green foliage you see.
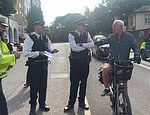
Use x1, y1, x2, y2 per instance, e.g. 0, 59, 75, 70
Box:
26, 5, 44, 33
48, 13, 84, 42
103, 0, 150, 23
0, 0, 17, 16
87, 4, 113, 36
87, 0, 150, 36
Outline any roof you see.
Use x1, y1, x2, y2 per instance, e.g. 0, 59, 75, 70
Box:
135, 5, 150, 13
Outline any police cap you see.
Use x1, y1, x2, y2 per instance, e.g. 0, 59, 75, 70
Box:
74, 18, 88, 26
0, 17, 8, 27
33, 20, 45, 26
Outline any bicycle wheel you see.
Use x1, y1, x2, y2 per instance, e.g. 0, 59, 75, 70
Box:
110, 84, 120, 115
118, 88, 132, 115
114, 84, 120, 115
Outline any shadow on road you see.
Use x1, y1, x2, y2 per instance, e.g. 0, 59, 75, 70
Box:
64, 109, 75, 115
36, 109, 43, 115
77, 108, 86, 115
7, 88, 29, 114
64, 108, 86, 115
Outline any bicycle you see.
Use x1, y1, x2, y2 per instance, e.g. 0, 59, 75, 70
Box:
98, 58, 134, 115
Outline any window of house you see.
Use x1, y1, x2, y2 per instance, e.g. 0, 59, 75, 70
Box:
18, 3, 21, 8
144, 14, 150, 24
129, 16, 133, 26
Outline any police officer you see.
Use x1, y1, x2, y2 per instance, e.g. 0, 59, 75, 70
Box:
23, 20, 58, 115
0, 17, 20, 115
64, 18, 94, 112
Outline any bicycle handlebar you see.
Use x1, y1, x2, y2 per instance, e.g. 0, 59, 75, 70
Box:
105, 57, 137, 64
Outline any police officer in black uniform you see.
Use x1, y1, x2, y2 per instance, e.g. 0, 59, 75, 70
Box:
64, 18, 94, 112
23, 20, 58, 115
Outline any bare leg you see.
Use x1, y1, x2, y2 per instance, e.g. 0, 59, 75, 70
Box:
102, 63, 111, 88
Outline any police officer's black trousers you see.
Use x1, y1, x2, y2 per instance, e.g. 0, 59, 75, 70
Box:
68, 58, 90, 106
29, 62, 48, 109
0, 78, 8, 115
25, 67, 31, 85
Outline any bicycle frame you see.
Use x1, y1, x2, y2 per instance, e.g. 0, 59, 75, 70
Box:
109, 59, 133, 115
109, 78, 128, 114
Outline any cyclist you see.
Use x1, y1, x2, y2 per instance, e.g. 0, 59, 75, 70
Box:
95, 20, 141, 96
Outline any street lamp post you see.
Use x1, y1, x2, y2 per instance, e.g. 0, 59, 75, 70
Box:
7, 16, 11, 42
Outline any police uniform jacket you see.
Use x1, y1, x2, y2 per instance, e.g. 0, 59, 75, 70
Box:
68, 31, 94, 59
23, 32, 52, 62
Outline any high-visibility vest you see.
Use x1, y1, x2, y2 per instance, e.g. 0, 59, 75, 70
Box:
0, 39, 16, 78
140, 42, 146, 50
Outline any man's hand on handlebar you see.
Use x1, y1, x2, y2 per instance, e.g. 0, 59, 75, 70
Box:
134, 55, 141, 64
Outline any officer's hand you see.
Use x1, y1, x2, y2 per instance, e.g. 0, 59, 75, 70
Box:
14, 52, 21, 59
7, 65, 13, 70
134, 55, 141, 64
52, 49, 59, 53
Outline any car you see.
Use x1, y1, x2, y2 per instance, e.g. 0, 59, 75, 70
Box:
92, 35, 110, 60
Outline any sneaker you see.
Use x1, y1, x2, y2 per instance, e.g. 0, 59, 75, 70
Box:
101, 88, 110, 96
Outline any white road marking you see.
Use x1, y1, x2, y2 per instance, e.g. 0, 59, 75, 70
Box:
50, 73, 69, 78
137, 64, 150, 70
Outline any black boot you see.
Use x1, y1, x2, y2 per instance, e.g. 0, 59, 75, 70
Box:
64, 104, 74, 112
39, 104, 50, 112
29, 106, 36, 115
79, 102, 89, 110
29, 109, 36, 115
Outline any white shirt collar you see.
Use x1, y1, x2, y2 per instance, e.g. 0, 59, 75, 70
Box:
31, 32, 41, 38
75, 30, 81, 36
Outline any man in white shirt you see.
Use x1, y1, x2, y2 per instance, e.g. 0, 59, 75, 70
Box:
64, 18, 94, 112
23, 20, 58, 115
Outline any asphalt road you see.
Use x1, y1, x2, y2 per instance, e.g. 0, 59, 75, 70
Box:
2, 43, 150, 115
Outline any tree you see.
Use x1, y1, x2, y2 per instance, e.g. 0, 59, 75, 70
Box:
103, 0, 150, 25
0, 0, 17, 16
26, 5, 44, 33
49, 13, 84, 42
86, 0, 150, 36
85, 4, 113, 36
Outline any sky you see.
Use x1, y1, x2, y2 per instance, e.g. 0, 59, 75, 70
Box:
41, 0, 101, 25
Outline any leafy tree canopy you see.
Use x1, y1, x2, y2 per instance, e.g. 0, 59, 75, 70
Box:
48, 13, 84, 42
103, 0, 150, 19
0, 0, 17, 16
26, 5, 44, 33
